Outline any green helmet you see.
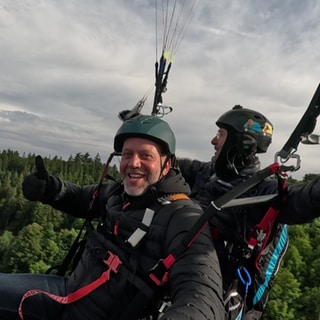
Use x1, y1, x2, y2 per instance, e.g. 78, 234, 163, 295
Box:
216, 105, 273, 153
114, 114, 176, 155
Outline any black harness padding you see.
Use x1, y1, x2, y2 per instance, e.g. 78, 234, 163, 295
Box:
149, 163, 283, 287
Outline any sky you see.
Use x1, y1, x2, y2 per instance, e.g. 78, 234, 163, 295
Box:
1, 0, 320, 180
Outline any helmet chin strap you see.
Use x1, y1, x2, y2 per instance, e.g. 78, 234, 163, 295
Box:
158, 154, 172, 181
226, 146, 239, 175
226, 144, 257, 176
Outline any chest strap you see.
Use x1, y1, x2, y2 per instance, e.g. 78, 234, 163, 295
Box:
126, 193, 189, 248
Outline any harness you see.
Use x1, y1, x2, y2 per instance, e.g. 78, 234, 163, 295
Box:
152, 163, 286, 283
219, 170, 289, 320
18, 193, 190, 320
217, 82, 320, 319
149, 163, 289, 320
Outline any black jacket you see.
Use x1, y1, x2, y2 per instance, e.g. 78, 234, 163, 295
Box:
47, 168, 225, 320
178, 158, 320, 227
178, 158, 320, 293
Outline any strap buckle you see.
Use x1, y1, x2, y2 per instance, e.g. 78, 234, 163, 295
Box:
103, 251, 122, 279
149, 259, 169, 286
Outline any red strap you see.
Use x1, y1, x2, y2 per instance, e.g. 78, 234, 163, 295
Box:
248, 175, 287, 270
18, 251, 122, 320
149, 254, 175, 286
247, 206, 280, 254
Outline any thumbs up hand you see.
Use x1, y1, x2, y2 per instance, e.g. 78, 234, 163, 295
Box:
22, 155, 60, 202
34, 155, 49, 181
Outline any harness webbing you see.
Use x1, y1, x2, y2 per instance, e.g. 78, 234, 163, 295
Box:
247, 171, 287, 269
18, 251, 122, 320
248, 206, 281, 268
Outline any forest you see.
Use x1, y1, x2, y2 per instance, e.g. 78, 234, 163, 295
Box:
0, 149, 319, 319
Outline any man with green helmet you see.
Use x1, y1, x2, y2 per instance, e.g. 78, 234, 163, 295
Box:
0, 114, 224, 320
114, 115, 176, 196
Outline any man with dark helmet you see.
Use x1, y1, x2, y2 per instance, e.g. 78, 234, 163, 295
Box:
179, 105, 320, 319
179, 105, 274, 209
0, 114, 224, 320
213, 104, 272, 180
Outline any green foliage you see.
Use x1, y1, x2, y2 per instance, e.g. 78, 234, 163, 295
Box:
263, 222, 320, 320
0, 149, 120, 274
263, 265, 300, 319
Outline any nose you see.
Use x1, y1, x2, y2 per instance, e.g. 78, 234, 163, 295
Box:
128, 154, 141, 167
211, 136, 217, 146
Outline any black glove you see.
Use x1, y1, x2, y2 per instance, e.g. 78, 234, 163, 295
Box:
22, 155, 60, 202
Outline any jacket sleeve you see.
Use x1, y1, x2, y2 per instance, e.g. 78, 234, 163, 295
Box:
238, 175, 320, 225
160, 203, 225, 320
46, 178, 103, 219
278, 175, 320, 224
177, 158, 204, 187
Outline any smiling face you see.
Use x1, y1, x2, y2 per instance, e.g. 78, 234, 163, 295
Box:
120, 137, 171, 196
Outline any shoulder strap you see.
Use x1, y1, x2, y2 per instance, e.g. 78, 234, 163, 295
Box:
121, 193, 190, 248
247, 173, 288, 269
149, 164, 284, 286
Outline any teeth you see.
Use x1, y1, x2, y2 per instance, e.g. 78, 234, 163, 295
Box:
129, 174, 142, 178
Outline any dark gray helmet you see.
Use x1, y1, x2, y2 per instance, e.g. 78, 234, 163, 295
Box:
216, 105, 273, 153
114, 114, 175, 155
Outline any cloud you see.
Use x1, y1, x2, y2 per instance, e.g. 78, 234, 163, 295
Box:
0, 0, 320, 180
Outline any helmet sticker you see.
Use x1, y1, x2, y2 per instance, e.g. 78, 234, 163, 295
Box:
244, 119, 273, 136
262, 122, 273, 136
243, 119, 262, 133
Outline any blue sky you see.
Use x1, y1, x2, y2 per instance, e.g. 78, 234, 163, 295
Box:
0, 0, 320, 180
